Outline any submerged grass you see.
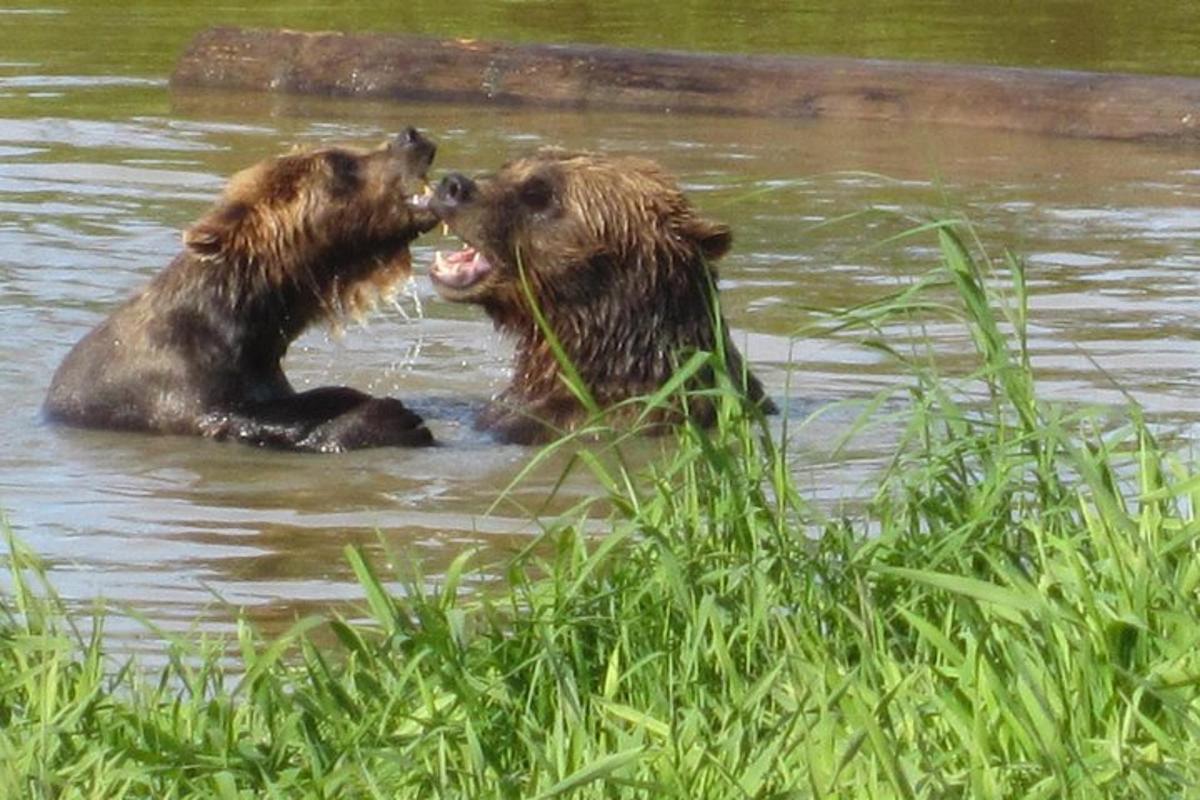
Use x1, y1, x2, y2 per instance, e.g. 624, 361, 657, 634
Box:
4, 221, 1200, 798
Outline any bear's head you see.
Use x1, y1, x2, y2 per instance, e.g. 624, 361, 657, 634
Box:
184, 127, 438, 321
427, 149, 731, 328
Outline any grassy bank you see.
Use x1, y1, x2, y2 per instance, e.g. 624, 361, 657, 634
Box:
4, 223, 1200, 798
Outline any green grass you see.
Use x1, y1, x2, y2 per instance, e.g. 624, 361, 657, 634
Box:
4, 221, 1200, 798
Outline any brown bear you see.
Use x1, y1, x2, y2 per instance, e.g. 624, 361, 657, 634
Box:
427, 148, 774, 444
44, 128, 439, 452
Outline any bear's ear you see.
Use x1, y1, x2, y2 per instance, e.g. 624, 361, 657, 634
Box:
183, 202, 251, 261
680, 216, 732, 262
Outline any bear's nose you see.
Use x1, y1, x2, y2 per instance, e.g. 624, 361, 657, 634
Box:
389, 127, 437, 177
437, 173, 476, 206
391, 127, 425, 151
390, 127, 435, 155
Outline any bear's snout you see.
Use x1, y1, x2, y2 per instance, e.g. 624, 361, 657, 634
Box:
433, 173, 477, 214
388, 127, 437, 179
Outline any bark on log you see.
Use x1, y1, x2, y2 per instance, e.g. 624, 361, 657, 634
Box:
171, 27, 1200, 142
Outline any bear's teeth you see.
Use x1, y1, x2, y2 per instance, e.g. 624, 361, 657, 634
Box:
409, 185, 436, 208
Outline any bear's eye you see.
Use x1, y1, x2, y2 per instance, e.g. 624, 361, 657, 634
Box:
518, 176, 553, 212
323, 151, 361, 196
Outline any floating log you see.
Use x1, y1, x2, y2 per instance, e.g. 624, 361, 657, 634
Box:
172, 26, 1200, 142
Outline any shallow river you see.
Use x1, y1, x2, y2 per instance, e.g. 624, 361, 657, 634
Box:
2, 2, 1198, 648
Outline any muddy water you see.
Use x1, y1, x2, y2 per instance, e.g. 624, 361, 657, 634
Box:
2, 3, 1199, 647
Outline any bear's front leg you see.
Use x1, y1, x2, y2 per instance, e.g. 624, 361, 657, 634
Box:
298, 397, 433, 451
200, 387, 431, 451
476, 394, 588, 445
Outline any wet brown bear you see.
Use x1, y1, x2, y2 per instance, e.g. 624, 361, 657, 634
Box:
428, 149, 774, 444
44, 128, 438, 452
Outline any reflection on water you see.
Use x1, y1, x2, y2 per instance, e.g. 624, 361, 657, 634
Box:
5, 0, 1200, 78
1, 3, 1199, 650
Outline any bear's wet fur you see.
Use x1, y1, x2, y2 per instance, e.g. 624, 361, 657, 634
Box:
428, 149, 774, 444
45, 128, 439, 451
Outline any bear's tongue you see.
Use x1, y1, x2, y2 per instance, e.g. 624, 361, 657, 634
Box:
431, 246, 492, 289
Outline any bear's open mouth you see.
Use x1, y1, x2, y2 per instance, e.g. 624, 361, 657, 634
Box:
430, 245, 494, 290
409, 187, 433, 209
406, 186, 440, 234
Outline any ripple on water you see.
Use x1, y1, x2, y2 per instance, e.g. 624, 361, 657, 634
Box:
0, 76, 165, 90
0, 117, 219, 152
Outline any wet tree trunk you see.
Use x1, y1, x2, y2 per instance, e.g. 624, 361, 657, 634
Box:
172, 27, 1200, 142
